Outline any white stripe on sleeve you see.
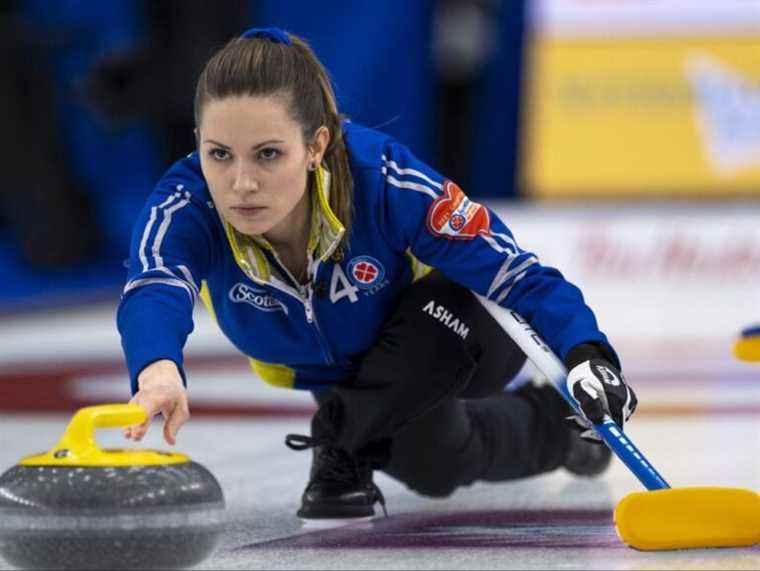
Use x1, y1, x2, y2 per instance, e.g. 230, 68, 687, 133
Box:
154, 266, 199, 296
381, 155, 443, 190
480, 233, 522, 255
383, 171, 439, 199
139, 193, 179, 272
151, 194, 191, 268
487, 256, 538, 299
488, 231, 520, 253
495, 270, 530, 304
176, 264, 200, 293
123, 277, 196, 304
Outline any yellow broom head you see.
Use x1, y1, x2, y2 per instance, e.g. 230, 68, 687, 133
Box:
734, 326, 760, 362
614, 487, 760, 550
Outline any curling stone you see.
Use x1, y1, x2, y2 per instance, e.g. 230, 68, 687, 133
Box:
0, 404, 225, 570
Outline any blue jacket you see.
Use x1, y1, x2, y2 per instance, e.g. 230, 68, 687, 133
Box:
118, 122, 615, 393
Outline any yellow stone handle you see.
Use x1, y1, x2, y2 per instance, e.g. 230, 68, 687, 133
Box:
53, 404, 147, 459
18, 403, 188, 467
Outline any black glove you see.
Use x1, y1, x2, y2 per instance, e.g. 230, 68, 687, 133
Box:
564, 343, 637, 442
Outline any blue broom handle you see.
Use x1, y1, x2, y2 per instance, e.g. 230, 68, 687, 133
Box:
475, 296, 670, 491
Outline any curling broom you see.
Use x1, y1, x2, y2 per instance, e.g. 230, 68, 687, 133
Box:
476, 295, 760, 551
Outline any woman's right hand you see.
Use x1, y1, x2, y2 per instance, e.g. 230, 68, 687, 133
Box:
123, 359, 189, 445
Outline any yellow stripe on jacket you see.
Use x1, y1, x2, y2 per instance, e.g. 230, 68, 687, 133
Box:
199, 281, 296, 388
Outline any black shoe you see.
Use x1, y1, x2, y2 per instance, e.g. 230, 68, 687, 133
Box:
285, 434, 387, 520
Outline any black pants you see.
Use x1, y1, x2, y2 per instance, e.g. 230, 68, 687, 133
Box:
314, 271, 571, 498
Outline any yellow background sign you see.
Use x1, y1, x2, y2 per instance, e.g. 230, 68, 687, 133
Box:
521, 37, 760, 198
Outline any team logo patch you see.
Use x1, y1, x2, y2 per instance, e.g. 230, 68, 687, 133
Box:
426, 180, 491, 240
229, 283, 288, 315
347, 256, 385, 290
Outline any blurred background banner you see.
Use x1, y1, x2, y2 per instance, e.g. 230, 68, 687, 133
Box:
504, 204, 760, 346
0, 0, 758, 360
0, 0, 524, 312
522, 0, 760, 198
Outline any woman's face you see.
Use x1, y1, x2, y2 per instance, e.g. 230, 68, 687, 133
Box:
197, 95, 326, 240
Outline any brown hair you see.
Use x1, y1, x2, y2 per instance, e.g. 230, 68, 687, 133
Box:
194, 31, 353, 237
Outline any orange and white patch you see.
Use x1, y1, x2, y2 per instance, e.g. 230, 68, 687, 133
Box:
426, 181, 491, 240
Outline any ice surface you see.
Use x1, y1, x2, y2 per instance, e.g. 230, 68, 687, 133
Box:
0, 304, 758, 570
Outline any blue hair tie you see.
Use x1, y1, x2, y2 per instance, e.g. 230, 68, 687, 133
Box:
240, 27, 291, 45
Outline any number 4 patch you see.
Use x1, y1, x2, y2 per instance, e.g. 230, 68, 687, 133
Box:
329, 264, 359, 304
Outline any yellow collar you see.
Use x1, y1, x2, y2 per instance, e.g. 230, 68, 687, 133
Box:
222, 166, 345, 284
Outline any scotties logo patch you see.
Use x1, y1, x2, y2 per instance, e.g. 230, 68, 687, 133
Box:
229, 283, 288, 314
347, 256, 385, 290
426, 181, 490, 240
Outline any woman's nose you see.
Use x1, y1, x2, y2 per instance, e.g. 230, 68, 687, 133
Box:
232, 165, 259, 193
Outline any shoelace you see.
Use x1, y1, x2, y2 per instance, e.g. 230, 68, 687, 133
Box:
287, 434, 357, 483
285, 433, 326, 451
285, 433, 388, 517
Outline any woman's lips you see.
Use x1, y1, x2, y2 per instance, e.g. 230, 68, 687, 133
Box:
231, 206, 266, 217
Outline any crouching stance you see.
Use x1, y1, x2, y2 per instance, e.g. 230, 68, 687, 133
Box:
117, 27, 637, 521
286, 271, 635, 518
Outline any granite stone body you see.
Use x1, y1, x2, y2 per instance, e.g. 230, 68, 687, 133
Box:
0, 461, 226, 570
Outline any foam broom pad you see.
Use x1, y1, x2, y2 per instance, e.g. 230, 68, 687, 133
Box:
614, 487, 760, 550
734, 325, 760, 362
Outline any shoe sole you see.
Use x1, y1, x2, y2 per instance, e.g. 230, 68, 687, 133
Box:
297, 504, 376, 520
299, 515, 376, 529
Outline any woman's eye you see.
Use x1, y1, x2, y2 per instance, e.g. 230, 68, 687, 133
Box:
258, 148, 280, 161
209, 148, 230, 161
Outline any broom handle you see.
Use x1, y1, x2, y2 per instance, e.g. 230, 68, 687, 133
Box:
475, 295, 670, 491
